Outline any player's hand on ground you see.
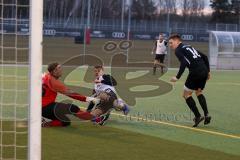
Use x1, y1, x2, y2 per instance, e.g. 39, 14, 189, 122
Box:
170, 76, 178, 82
86, 97, 100, 104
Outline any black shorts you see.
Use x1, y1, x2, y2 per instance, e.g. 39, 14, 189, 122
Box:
155, 54, 165, 63
95, 90, 117, 113
185, 68, 208, 90
42, 102, 80, 122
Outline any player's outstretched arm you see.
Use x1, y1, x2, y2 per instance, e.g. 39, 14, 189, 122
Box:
64, 90, 87, 102
65, 90, 99, 104
49, 75, 99, 104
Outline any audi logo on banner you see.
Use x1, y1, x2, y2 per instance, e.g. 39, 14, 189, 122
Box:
44, 29, 56, 36
181, 34, 194, 41
112, 32, 126, 38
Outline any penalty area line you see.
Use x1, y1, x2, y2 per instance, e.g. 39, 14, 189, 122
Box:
109, 112, 240, 140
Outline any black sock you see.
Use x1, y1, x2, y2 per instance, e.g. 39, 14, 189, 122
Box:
103, 113, 110, 121
186, 96, 201, 118
197, 94, 209, 116
153, 66, 156, 75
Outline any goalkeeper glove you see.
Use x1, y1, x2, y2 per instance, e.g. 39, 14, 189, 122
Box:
86, 97, 100, 104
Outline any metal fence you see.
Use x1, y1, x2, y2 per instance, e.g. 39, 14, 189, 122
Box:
43, 18, 240, 34
1, 18, 239, 36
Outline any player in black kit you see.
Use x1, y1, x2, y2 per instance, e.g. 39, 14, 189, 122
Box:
168, 34, 211, 127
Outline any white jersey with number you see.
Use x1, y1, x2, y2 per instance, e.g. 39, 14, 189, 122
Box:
94, 76, 116, 95
156, 40, 167, 55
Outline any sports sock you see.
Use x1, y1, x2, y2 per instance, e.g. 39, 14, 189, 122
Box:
197, 94, 209, 116
76, 111, 94, 120
49, 120, 63, 127
186, 96, 201, 118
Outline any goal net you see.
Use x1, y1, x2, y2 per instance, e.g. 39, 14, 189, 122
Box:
0, 0, 42, 159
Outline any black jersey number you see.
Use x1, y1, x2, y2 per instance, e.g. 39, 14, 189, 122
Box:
186, 47, 200, 59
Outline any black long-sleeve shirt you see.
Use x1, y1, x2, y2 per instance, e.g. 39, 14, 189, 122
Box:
175, 43, 210, 79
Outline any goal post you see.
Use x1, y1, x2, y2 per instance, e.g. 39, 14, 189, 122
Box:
28, 0, 43, 160
0, 0, 42, 159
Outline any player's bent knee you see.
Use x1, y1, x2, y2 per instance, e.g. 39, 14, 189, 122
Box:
183, 87, 193, 99
195, 92, 202, 97
195, 89, 203, 96
182, 94, 186, 99
183, 93, 192, 99
184, 95, 192, 100
183, 94, 187, 99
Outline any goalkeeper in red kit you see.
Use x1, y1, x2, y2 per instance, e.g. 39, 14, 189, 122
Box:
42, 62, 101, 127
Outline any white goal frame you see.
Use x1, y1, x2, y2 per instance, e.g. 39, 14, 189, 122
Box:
28, 0, 43, 160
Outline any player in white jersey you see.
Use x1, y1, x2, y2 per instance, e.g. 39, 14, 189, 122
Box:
151, 33, 168, 75
87, 65, 130, 125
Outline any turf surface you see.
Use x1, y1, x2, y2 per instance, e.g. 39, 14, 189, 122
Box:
1, 66, 240, 159
1, 37, 239, 159
42, 122, 239, 160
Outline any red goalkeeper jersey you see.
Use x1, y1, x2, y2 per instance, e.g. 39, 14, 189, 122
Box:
42, 72, 67, 107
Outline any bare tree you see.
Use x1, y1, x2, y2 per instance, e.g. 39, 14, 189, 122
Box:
99, 0, 122, 19
210, 0, 240, 23
131, 0, 157, 20
158, 0, 177, 14
181, 0, 205, 22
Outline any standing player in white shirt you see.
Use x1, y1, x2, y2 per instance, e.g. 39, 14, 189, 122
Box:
151, 33, 168, 75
